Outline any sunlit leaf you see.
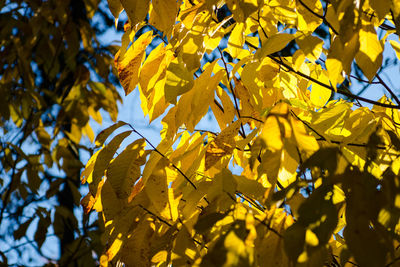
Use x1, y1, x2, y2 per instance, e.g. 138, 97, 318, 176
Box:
255, 33, 296, 59
120, 0, 150, 27
205, 120, 241, 170
116, 31, 154, 96
355, 19, 383, 81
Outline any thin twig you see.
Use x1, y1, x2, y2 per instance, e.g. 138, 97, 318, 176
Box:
268, 55, 400, 109
291, 110, 392, 150
254, 217, 283, 238
217, 47, 248, 139
297, 0, 339, 35
138, 204, 172, 227
350, 75, 380, 84
236, 192, 265, 212
376, 74, 400, 105
128, 124, 199, 191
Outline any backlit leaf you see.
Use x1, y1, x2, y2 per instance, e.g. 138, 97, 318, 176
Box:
355, 19, 383, 81
205, 120, 241, 170
149, 0, 178, 36
227, 22, 246, 58
95, 121, 127, 147
255, 33, 296, 59
164, 57, 194, 104
106, 139, 146, 199
120, 0, 150, 27
91, 131, 132, 196
115, 31, 154, 96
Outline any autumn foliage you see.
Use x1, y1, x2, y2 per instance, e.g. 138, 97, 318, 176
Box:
77, 0, 400, 266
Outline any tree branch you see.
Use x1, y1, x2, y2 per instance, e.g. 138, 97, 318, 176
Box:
268, 55, 400, 109
376, 74, 400, 105
217, 47, 249, 140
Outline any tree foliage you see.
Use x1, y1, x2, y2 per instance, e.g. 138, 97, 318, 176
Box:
79, 0, 400, 266
0, 0, 121, 265
4, 0, 400, 266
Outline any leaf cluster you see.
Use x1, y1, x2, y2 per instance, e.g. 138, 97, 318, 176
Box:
80, 0, 400, 266
0, 0, 121, 265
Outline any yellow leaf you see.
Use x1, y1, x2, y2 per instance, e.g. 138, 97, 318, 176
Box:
325, 4, 340, 34
326, 34, 359, 87
256, 33, 296, 59
234, 77, 261, 120
95, 121, 127, 147
226, 0, 259, 22
290, 116, 319, 154
80, 193, 95, 214
389, 40, 400, 60
115, 31, 153, 95
305, 229, 319, 247
311, 101, 352, 138
233, 174, 268, 201
310, 68, 331, 107
278, 142, 299, 187
177, 11, 210, 72
149, 0, 178, 36
99, 255, 109, 267
106, 139, 146, 199
261, 102, 289, 151
139, 43, 166, 97
296, 35, 323, 62
227, 22, 245, 58
118, 219, 155, 266
81, 147, 102, 184
332, 185, 345, 204
120, 0, 150, 27
164, 57, 194, 104
83, 122, 94, 143
205, 121, 241, 170
211, 99, 229, 130
219, 89, 237, 128
144, 158, 181, 221
101, 180, 123, 221
91, 131, 132, 196
138, 43, 170, 121
179, 1, 206, 29
296, 0, 323, 33
355, 20, 383, 81
262, 115, 283, 151
175, 60, 223, 132
292, 49, 306, 71
369, 0, 391, 20
107, 0, 123, 19
255, 212, 291, 266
